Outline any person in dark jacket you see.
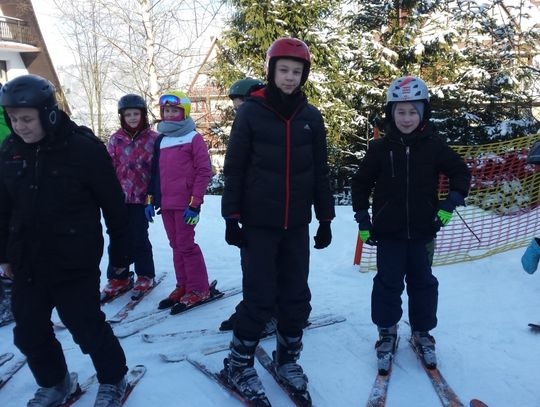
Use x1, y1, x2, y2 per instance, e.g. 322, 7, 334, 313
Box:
351, 76, 471, 374
0, 74, 131, 407
220, 37, 335, 404
219, 77, 275, 335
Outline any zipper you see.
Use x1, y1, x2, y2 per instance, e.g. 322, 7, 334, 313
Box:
284, 119, 291, 229
405, 146, 410, 239
389, 151, 395, 177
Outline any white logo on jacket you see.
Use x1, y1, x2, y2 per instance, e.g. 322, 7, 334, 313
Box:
160, 130, 198, 149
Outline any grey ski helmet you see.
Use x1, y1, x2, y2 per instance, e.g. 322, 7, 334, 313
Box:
386, 76, 429, 103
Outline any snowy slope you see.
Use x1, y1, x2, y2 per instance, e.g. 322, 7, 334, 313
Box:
1, 195, 538, 407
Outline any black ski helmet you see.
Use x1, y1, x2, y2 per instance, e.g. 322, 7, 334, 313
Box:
0, 74, 59, 133
118, 94, 147, 113
117, 93, 149, 130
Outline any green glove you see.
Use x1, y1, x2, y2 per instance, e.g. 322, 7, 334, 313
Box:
436, 209, 453, 226
359, 230, 371, 243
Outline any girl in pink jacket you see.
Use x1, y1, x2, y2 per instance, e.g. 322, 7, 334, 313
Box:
102, 94, 158, 301
145, 91, 213, 313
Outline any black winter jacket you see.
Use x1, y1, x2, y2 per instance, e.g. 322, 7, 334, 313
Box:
0, 111, 131, 284
351, 123, 470, 240
221, 88, 335, 229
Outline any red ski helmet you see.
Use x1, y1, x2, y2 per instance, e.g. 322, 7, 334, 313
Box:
265, 37, 311, 86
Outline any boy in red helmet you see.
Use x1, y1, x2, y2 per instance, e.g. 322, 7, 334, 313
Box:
220, 37, 335, 405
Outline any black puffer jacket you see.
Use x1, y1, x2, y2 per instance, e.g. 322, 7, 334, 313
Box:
0, 111, 131, 283
351, 123, 470, 240
221, 88, 335, 229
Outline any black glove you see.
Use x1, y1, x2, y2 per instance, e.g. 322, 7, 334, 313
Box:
314, 221, 332, 249
354, 209, 372, 230
225, 219, 244, 248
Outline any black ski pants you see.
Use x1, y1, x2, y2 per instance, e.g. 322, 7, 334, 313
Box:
11, 272, 127, 387
233, 225, 311, 340
372, 238, 438, 332
107, 204, 154, 280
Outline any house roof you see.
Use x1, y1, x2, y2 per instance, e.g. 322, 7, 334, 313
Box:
0, 0, 70, 114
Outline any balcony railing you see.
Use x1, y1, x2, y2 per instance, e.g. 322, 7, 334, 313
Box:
0, 16, 36, 46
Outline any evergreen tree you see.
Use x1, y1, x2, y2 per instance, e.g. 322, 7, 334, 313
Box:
346, 0, 540, 145
211, 0, 361, 189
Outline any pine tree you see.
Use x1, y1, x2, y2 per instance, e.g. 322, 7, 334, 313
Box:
346, 0, 540, 145
211, 0, 362, 189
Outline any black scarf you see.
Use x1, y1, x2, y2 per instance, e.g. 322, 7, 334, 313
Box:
264, 82, 306, 120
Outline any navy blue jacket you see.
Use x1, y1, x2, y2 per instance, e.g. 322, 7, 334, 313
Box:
351, 123, 470, 240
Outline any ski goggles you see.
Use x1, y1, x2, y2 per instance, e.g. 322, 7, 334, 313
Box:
159, 94, 189, 107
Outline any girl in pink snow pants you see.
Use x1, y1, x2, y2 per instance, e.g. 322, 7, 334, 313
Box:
145, 90, 213, 312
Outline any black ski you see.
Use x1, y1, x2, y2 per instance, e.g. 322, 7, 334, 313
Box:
255, 346, 311, 407
409, 338, 464, 407
366, 337, 400, 407
108, 273, 167, 323
0, 356, 26, 390
187, 357, 271, 406
113, 284, 242, 339
160, 314, 346, 363
0, 353, 13, 368
528, 323, 540, 332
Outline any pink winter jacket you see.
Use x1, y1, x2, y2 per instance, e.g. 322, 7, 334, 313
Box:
107, 127, 158, 204
154, 130, 212, 210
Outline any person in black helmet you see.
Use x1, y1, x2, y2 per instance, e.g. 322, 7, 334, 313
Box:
100, 94, 158, 302
220, 37, 335, 405
0, 74, 131, 407
228, 78, 264, 111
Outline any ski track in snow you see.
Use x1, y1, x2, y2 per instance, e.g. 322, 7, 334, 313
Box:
0, 195, 538, 406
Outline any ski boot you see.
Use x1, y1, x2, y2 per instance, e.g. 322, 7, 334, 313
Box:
101, 275, 133, 302
375, 325, 398, 375
131, 276, 154, 300
94, 376, 127, 407
221, 334, 270, 406
158, 285, 186, 309
411, 330, 437, 369
27, 371, 79, 407
170, 289, 210, 314
273, 331, 312, 407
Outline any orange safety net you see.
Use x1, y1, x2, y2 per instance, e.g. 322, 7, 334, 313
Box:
355, 134, 540, 271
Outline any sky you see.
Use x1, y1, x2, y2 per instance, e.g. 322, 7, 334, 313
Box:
0, 195, 538, 406
31, 0, 71, 68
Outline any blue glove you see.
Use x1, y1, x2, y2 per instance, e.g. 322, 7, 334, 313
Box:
521, 238, 540, 274
183, 206, 200, 225
144, 204, 155, 223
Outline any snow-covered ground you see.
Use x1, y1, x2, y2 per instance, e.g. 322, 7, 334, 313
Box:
1, 195, 538, 406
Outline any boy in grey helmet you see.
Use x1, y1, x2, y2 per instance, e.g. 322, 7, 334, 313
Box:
351, 76, 471, 374
0, 74, 131, 407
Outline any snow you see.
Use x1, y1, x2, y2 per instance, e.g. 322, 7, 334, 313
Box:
1, 195, 539, 406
